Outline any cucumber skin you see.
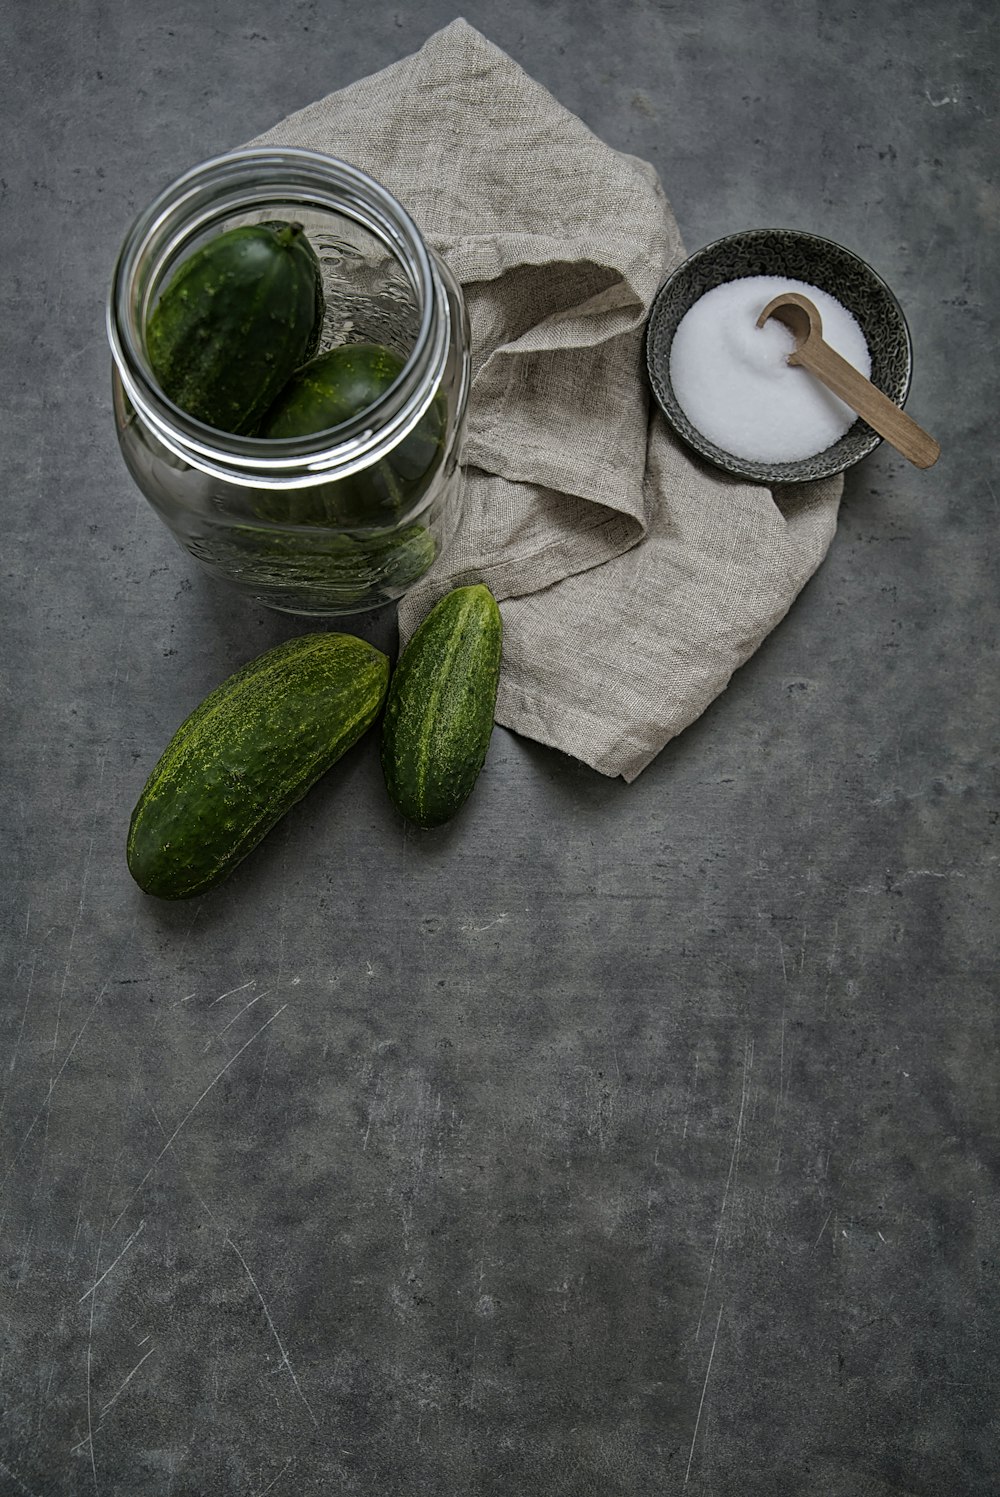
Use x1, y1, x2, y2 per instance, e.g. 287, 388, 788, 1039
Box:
262, 343, 406, 438
380, 586, 502, 829
146, 222, 324, 436
256, 343, 446, 525
127, 634, 389, 899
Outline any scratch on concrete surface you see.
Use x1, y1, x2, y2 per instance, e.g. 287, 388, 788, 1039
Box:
685, 1304, 724, 1485
362, 1075, 383, 1151
729, 1040, 754, 1204
109, 1005, 286, 1232
610, 1027, 622, 1084
53, 706, 123, 1066
66, 1146, 96, 1278
98, 1343, 156, 1420
0, 982, 109, 1201
812, 1210, 833, 1250
15, 1224, 35, 1292
823, 917, 840, 1003
53, 821, 100, 1066
225, 1235, 318, 1429
208, 978, 256, 1008
849, 867, 967, 894
255, 1459, 295, 1496
694, 1042, 752, 1341
149, 1108, 219, 1226
460, 913, 510, 933
2, 959, 37, 1116
682, 1051, 700, 1140
249, 1034, 274, 1118
77, 1220, 145, 1303
81, 1149, 125, 1494
204, 990, 269, 1050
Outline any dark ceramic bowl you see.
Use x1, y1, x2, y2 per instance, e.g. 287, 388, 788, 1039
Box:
645, 228, 913, 484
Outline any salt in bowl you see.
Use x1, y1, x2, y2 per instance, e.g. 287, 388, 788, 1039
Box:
644, 228, 913, 484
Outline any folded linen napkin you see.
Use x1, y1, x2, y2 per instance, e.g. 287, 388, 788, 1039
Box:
253, 17, 842, 780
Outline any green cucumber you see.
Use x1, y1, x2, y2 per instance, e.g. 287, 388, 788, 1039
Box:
263, 343, 405, 438
128, 633, 389, 899
256, 342, 446, 525
146, 220, 324, 435
380, 585, 502, 828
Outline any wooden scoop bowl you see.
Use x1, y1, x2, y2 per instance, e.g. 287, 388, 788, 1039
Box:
756, 291, 940, 469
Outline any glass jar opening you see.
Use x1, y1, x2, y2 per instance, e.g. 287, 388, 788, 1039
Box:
107, 148, 451, 489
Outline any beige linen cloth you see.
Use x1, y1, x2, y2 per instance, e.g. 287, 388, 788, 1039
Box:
254, 18, 842, 781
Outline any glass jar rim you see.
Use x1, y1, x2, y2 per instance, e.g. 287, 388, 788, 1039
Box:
107, 146, 451, 489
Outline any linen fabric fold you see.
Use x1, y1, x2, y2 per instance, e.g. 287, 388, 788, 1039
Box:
253, 17, 841, 780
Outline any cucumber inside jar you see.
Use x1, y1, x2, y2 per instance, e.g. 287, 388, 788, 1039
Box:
254, 342, 447, 526
145, 220, 325, 436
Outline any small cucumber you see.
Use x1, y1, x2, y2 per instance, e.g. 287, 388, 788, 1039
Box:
257, 342, 446, 525
380, 585, 502, 828
128, 633, 389, 899
262, 343, 406, 438
146, 220, 324, 435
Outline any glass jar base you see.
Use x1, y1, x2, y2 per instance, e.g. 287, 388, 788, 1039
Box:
172, 463, 462, 617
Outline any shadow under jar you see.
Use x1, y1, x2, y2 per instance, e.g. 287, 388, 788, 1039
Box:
108, 148, 471, 616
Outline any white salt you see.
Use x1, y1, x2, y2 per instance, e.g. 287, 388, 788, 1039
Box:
668, 275, 871, 463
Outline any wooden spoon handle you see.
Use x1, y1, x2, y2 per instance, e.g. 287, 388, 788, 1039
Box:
791, 339, 940, 469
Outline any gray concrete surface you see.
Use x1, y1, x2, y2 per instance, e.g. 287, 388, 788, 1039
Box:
1, 2, 997, 1493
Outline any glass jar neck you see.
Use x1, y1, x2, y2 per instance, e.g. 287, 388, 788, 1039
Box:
107, 147, 451, 490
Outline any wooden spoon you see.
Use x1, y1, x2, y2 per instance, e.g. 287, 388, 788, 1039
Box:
756, 291, 940, 469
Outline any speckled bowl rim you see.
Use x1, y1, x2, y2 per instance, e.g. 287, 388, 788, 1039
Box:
644, 228, 914, 485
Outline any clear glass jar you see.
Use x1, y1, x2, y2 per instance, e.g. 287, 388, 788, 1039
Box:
107, 148, 470, 616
